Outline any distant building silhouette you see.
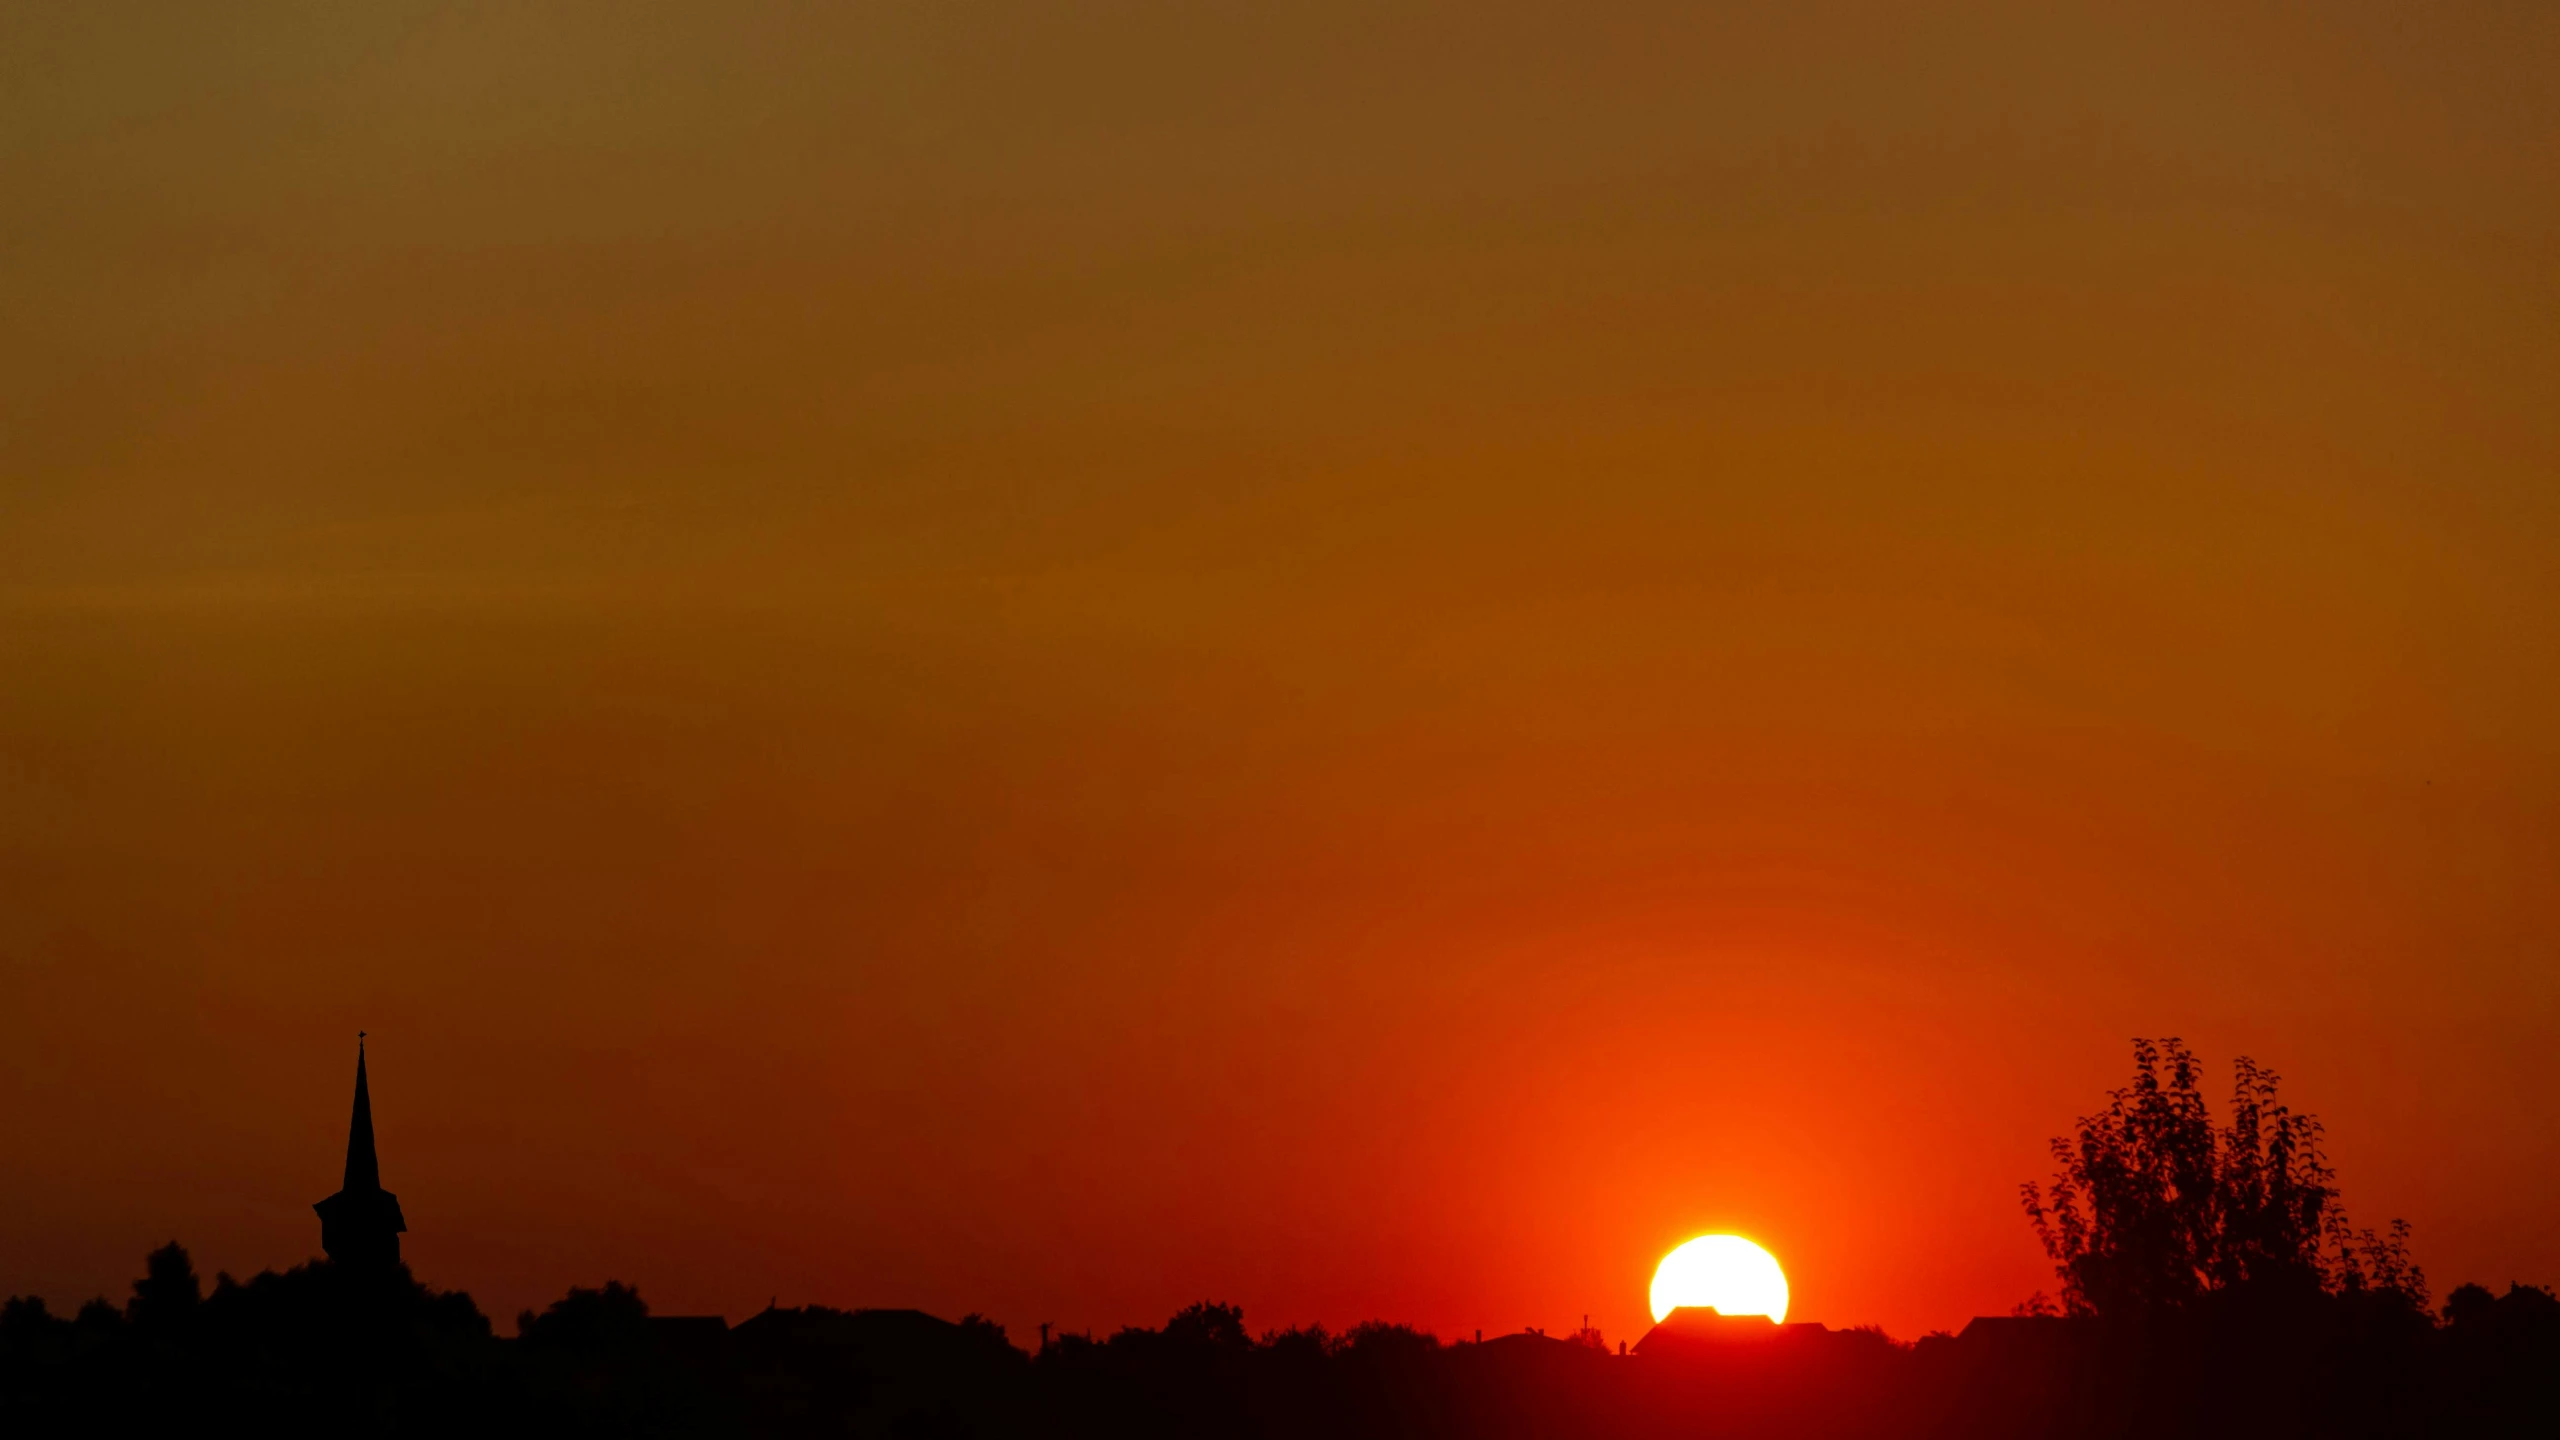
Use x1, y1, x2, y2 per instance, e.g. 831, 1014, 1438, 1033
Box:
312, 1036, 405, 1269
1634, 1307, 1791, 1356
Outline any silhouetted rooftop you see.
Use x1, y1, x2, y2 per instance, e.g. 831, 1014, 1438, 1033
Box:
1633, 1307, 1791, 1356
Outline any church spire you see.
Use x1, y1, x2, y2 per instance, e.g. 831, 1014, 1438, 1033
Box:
343, 1033, 381, 1193
315, 1033, 406, 1269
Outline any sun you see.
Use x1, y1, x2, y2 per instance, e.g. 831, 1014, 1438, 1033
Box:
1649, 1234, 1790, 1324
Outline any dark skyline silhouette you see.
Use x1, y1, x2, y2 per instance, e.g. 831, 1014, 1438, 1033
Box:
5, 1036, 2553, 1436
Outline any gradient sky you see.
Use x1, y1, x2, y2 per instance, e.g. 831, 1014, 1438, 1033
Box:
3, 2, 2555, 1346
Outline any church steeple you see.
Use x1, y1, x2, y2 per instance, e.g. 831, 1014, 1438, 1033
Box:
343, 1036, 382, 1192
314, 1034, 406, 1270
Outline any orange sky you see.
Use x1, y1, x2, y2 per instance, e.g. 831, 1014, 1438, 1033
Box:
3, 2, 2555, 1346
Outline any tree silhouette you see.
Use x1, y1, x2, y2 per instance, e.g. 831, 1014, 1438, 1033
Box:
1161, 1301, 1251, 1353
127, 1243, 202, 1330
2020, 1038, 2426, 1319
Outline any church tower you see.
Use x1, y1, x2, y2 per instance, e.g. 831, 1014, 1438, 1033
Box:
313, 1036, 406, 1269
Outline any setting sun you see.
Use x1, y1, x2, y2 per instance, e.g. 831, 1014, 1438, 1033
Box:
1650, 1235, 1791, 1324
